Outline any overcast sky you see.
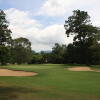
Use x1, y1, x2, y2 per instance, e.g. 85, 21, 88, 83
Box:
1, 0, 100, 51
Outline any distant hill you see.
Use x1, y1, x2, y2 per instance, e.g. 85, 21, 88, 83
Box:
38, 50, 51, 54
44, 50, 51, 53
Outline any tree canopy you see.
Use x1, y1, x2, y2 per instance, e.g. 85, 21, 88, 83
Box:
11, 37, 32, 64
0, 9, 12, 46
64, 10, 99, 41
0, 9, 11, 65
64, 10, 100, 65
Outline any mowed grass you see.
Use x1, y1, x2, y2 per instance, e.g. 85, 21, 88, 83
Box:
0, 64, 100, 100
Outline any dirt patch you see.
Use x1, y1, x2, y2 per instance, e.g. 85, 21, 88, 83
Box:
65, 67, 100, 72
0, 69, 38, 76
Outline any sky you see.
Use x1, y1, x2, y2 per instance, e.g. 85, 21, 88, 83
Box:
0, 0, 100, 52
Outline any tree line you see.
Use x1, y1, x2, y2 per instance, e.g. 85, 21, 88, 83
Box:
0, 9, 100, 65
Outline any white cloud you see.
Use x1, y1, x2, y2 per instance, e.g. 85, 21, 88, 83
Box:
88, 5, 100, 27
4, 0, 100, 52
37, 0, 100, 25
38, 0, 100, 28
37, 0, 74, 16
5, 8, 72, 51
5, 8, 41, 38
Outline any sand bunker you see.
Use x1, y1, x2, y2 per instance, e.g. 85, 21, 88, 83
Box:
0, 69, 38, 76
65, 67, 100, 72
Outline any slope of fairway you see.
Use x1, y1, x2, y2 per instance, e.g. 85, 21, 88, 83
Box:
0, 64, 100, 100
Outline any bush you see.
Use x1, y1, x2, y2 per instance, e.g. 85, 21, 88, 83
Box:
0, 46, 10, 65
28, 55, 43, 64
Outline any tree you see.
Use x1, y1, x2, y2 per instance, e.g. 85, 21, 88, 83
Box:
90, 33, 100, 64
28, 54, 43, 64
0, 9, 12, 65
66, 44, 77, 63
0, 46, 10, 65
11, 37, 32, 64
11, 37, 31, 49
52, 43, 67, 64
90, 44, 100, 64
0, 9, 12, 46
40, 51, 52, 63
64, 10, 99, 65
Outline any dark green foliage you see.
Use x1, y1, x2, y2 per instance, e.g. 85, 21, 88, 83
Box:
11, 37, 31, 50
29, 51, 55, 64
28, 54, 43, 64
51, 43, 67, 64
64, 10, 99, 39
64, 10, 100, 65
0, 46, 10, 65
11, 46, 30, 64
11, 37, 32, 64
40, 51, 52, 63
0, 9, 11, 65
66, 44, 77, 63
28, 51, 52, 64
90, 43, 100, 64
0, 9, 12, 46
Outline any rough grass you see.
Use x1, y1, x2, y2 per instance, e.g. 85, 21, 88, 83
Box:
0, 64, 100, 100
90, 65, 100, 70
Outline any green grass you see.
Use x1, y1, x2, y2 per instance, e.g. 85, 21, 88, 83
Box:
90, 65, 100, 70
0, 64, 100, 100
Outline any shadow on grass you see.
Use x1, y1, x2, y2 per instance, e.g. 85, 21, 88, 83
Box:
0, 86, 36, 100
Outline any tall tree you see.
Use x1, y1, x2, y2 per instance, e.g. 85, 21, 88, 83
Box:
64, 10, 99, 65
0, 9, 11, 65
52, 43, 67, 64
11, 37, 32, 64
0, 9, 12, 46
